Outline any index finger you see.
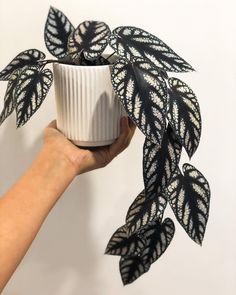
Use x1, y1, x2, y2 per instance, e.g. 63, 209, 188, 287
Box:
109, 116, 134, 158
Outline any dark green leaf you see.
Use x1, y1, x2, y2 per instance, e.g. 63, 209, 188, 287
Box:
0, 49, 45, 81
109, 26, 194, 72
68, 21, 110, 61
105, 224, 146, 256
119, 218, 174, 285
143, 124, 182, 198
0, 69, 21, 125
125, 190, 167, 236
15, 66, 53, 127
44, 6, 74, 59
141, 218, 175, 265
119, 255, 149, 285
166, 164, 210, 245
111, 57, 167, 145
167, 77, 201, 158
78, 53, 110, 65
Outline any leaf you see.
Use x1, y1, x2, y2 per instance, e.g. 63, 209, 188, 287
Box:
141, 218, 175, 265
119, 218, 175, 285
125, 190, 167, 236
167, 77, 201, 158
44, 6, 75, 59
68, 21, 110, 61
119, 255, 150, 285
105, 224, 146, 256
0, 49, 45, 81
0, 69, 21, 125
143, 124, 182, 198
15, 66, 53, 127
78, 53, 110, 66
111, 57, 167, 145
166, 164, 210, 245
109, 26, 194, 73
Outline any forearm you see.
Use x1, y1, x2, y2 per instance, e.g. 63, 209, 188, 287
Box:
0, 147, 77, 292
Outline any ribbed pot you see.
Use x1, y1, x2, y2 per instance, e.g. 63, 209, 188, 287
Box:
53, 62, 126, 147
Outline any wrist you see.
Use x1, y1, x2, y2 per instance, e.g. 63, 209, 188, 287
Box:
38, 145, 78, 179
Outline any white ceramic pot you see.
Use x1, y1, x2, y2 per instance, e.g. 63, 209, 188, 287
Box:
53, 62, 127, 147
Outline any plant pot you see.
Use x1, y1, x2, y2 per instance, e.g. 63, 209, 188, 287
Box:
53, 62, 127, 147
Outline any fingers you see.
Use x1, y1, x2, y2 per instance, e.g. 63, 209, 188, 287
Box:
109, 116, 136, 159
46, 120, 57, 129
44, 116, 136, 164
128, 117, 136, 137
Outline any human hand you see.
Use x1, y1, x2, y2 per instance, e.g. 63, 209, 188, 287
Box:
43, 117, 136, 175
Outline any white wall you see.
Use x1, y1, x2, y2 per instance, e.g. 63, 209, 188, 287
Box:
0, 0, 235, 294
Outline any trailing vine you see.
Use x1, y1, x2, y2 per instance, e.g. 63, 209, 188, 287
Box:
0, 6, 210, 285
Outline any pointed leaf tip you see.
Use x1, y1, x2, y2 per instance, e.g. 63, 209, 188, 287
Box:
109, 26, 194, 73
167, 77, 201, 158
44, 6, 74, 59
166, 163, 210, 245
68, 21, 110, 61
15, 66, 53, 127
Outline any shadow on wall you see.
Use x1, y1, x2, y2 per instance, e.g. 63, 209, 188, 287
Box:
0, 115, 100, 295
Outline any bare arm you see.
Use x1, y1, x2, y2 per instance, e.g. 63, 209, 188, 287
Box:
0, 117, 136, 292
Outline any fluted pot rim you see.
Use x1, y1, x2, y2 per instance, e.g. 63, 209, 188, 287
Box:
54, 53, 118, 69
53, 62, 112, 69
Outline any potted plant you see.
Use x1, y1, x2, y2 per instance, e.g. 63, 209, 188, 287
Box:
0, 6, 211, 285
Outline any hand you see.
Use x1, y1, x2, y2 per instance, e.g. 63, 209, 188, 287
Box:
43, 117, 136, 175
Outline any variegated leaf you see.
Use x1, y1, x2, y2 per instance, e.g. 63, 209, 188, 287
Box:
0, 69, 21, 125
119, 255, 150, 285
109, 26, 194, 73
0, 49, 45, 81
44, 6, 74, 59
166, 164, 210, 245
125, 190, 167, 237
167, 77, 201, 158
143, 124, 182, 198
78, 53, 110, 66
68, 21, 110, 61
141, 218, 175, 265
105, 224, 145, 256
15, 66, 53, 127
111, 57, 167, 145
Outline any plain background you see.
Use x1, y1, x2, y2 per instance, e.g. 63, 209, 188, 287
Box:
0, 0, 235, 294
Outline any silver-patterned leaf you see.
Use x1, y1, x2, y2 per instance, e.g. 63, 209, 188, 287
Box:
111, 57, 167, 145
68, 21, 110, 61
119, 255, 150, 285
0, 69, 21, 125
167, 77, 201, 158
0, 49, 45, 81
125, 190, 167, 237
166, 164, 210, 245
105, 224, 146, 256
44, 6, 75, 59
78, 53, 110, 66
15, 66, 53, 127
143, 124, 182, 198
109, 26, 194, 73
141, 218, 175, 265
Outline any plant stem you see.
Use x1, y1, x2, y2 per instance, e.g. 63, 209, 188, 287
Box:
39, 59, 71, 66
